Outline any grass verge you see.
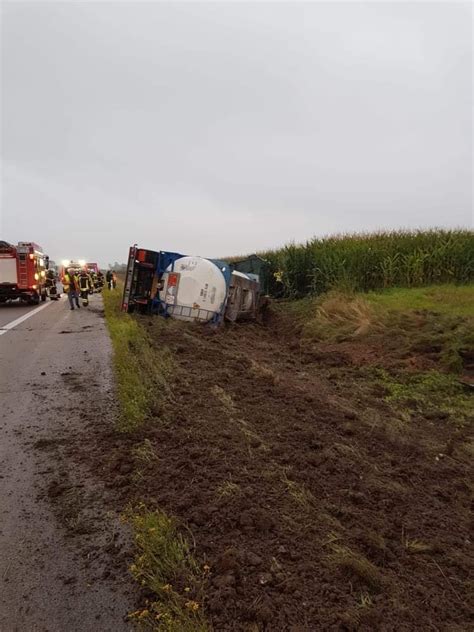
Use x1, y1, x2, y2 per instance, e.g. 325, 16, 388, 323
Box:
102, 286, 173, 431
364, 284, 474, 317
102, 289, 209, 629
302, 292, 384, 342
299, 285, 474, 373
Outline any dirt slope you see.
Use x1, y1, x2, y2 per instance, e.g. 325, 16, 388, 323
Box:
76, 307, 473, 631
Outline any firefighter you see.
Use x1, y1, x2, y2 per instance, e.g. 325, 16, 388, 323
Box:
88, 269, 98, 292
273, 269, 285, 298
45, 268, 59, 300
96, 270, 104, 291
78, 269, 94, 306
106, 269, 113, 290
63, 268, 80, 310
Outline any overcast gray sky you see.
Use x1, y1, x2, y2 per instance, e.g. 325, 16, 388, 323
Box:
1, 1, 472, 267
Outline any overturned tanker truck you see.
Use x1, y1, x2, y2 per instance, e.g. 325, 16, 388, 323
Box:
121, 245, 268, 324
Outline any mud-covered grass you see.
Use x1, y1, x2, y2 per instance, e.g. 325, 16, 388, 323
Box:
102, 287, 173, 431
93, 283, 474, 630
124, 506, 208, 631
375, 368, 473, 425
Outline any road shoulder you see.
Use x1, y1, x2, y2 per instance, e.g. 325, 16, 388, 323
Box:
0, 295, 136, 631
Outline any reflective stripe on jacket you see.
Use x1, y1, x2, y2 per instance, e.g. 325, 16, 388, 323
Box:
78, 274, 93, 291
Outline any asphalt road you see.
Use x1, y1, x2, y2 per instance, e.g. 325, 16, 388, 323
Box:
0, 301, 44, 328
0, 294, 134, 632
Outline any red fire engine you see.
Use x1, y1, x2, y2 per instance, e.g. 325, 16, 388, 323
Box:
86, 262, 100, 275
0, 241, 49, 304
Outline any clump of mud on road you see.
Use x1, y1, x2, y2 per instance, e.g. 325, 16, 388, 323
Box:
81, 301, 472, 631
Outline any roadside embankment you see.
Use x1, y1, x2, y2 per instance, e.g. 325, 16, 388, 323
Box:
97, 283, 473, 630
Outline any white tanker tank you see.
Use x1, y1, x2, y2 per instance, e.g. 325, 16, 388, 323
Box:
159, 256, 229, 322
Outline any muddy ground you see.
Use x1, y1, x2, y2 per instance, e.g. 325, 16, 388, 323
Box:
70, 307, 471, 631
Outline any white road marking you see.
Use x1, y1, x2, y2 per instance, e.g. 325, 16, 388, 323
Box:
0, 301, 54, 336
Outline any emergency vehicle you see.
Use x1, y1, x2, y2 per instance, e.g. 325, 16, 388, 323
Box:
86, 262, 100, 275
85, 262, 104, 292
59, 260, 84, 282
0, 241, 49, 304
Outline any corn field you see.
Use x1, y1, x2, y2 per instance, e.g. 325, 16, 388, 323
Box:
258, 229, 474, 297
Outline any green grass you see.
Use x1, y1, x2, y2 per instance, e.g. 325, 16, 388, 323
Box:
102, 287, 173, 431
256, 229, 473, 297
364, 284, 474, 318
365, 286, 474, 373
291, 285, 473, 374
124, 506, 208, 631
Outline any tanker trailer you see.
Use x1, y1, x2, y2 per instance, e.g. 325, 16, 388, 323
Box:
122, 246, 263, 324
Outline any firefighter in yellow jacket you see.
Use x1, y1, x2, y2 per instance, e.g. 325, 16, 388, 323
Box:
63, 268, 80, 310
78, 269, 94, 306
